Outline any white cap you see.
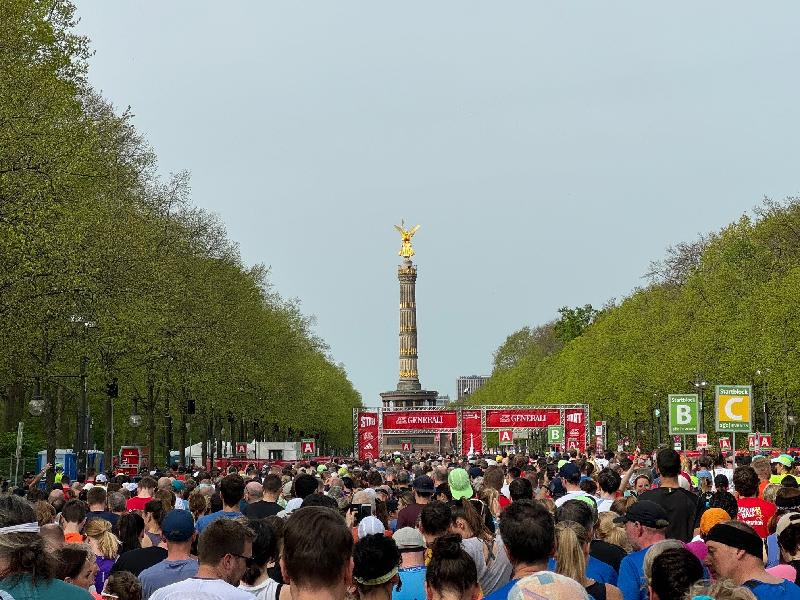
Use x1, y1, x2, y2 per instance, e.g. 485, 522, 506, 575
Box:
357, 516, 385, 539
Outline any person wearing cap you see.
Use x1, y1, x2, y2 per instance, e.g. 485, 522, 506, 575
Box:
138, 509, 199, 599
733, 465, 776, 539
615, 500, 669, 600
396, 475, 435, 529
705, 520, 800, 599
638, 448, 697, 543
770, 455, 800, 485
392, 527, 426, 600
554, 462, 588, 508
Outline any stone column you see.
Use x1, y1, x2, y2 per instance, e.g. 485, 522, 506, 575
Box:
397, 259, 421, 392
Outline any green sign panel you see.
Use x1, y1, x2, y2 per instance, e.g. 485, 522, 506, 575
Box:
668, 394, 699, 435
547, 425, 564, 445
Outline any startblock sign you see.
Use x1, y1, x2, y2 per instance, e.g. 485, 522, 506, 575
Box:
547, 425, 564, 445
668, 394, 699, 435
715, 385, 752, 432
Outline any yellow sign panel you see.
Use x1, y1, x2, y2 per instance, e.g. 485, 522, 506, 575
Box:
715, 385, 752, 432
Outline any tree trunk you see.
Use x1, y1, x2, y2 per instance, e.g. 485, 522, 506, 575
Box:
179, 392, 187, 467
104, 390, 113, 470
201, 412, 208, 469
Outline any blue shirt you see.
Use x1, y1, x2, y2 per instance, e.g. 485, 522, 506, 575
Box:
548, 555, 617, 585
745, 579, 800, 600
195, 510, 242, 533
483, 578, 517, 600
393, 566, 426, 600
617, 547, 648, 600
139, 559, 199, 600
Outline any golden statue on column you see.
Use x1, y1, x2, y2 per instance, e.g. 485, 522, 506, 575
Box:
394, 221, 420, 259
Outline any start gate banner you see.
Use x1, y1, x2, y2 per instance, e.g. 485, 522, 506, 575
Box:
484, 408, 561, 429
382, 410, 459, 431
461, 409, 483, 455
357, 411, 379, 461
565, 408, 588, 452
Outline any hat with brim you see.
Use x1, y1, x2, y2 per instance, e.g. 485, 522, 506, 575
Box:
393, 527, 425, 551
614, 500, 670, 529
412, 475, 435, 494
772, 454, 794, 468
448, 468, 474, 501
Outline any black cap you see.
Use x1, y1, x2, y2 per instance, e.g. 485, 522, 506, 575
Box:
412, 475, 435, 493
468, 466, 483, 479
614, 500, 670, 529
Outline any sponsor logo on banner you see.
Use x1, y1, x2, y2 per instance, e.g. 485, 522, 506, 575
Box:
357, 411, 379, 461
485, 409, 561, 429
401, 441, 412, 452
499, 429, 513, 445
382, 411, 459, 431
564, 409, 587, 452
461, 409, 483, 455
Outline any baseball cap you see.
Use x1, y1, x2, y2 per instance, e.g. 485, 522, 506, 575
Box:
412, 475, 435, 494
95, 474, 108, 483
776, 512, 800, 538
614, 500, 670, 529
496, 455, 503, 463
172, 480, 185, 492
317, 464, 328, 473
468, 466, 483, 479
559, 462, 581, 479
393, 527, 425, 551
448, 468, 474, 501
162, 509, 195, 542
509, 571, 589, 600
357, 516, 385, 539
773, 454, 794, 468
696, 470, 712, 481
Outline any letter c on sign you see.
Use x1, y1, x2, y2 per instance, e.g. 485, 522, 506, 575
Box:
724, 397, 744, 421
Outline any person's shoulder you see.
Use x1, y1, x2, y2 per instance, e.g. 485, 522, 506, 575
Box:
45, 579, 94, 599
138, 558, 166, 578
482, 578, 517, 600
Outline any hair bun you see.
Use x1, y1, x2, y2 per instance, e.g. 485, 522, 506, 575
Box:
431, 533, 463, 559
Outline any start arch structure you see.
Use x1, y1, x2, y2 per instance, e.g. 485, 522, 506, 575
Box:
353, 405, 589, 461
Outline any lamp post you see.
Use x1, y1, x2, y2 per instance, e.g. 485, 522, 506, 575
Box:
756, 369, 770, 432
129, 397, 142, 428
692, 375, 708, 434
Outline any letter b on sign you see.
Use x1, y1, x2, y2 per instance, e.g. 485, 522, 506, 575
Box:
668, 394, 699, 435
676, 405, 691, 424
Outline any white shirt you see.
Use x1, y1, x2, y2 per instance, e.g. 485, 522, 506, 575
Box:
239, 578, 281, 600
150, 577, 255, 600
554, 490, 590, 508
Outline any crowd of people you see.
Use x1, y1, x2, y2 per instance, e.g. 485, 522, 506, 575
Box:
3, 446, 800, 599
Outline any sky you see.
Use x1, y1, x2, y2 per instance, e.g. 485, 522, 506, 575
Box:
73, 2, 800, 407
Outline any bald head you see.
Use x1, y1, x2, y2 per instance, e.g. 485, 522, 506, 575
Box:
245, 481, 263, 503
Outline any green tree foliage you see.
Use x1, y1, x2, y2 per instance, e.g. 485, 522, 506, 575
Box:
0, 0, 361, 469
471, 198, 800, 449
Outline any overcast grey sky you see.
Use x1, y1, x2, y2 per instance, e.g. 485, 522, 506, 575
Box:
75, 3, 800, 406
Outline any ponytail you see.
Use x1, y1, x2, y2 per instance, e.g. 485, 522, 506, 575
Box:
554, 521, 588, 586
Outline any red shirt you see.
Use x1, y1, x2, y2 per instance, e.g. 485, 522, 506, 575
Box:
498, 495, 511, 510
737, 497, 776, 538
126, 495, 152, 512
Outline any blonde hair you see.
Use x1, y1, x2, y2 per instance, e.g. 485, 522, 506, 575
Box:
480, 488, 499, 517
83, 518, 120, 559
643, 539, 684, 588
596, 511, 631, 552
554, 521, 589, 586
684, 579, 757, 600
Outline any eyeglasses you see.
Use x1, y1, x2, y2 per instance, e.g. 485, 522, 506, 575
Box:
230, 553, 256, 567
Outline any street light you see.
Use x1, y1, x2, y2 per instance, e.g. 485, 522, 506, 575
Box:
129, 397, 142, 428
692, 375, 708, 434
29, 377, 44, 416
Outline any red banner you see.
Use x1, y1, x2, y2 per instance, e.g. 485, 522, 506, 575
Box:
485, 408, 561, 429
565, 408, 587, 452
461, 409, 483, 455
357, 411, 379, 461
382, 410, 459, 431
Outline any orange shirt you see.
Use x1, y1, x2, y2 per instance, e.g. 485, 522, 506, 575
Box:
64, 532, 83, 544
759, 479, 770, 498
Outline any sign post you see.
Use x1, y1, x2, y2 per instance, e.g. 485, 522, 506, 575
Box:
668, 394, 700, 435
547, 426, 564, 447
715, 385, 752, 433
300, 438, 316, 456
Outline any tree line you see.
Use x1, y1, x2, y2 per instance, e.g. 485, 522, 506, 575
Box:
471, 198, 800, 450
0, 0, 362, 475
